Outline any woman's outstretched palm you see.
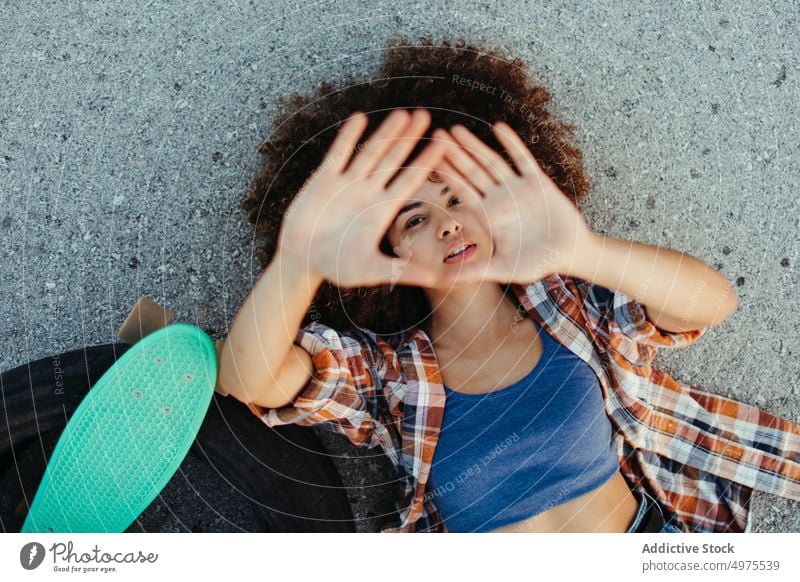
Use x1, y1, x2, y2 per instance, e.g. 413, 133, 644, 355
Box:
431, 122, 595, 285
278, 108, 453, 289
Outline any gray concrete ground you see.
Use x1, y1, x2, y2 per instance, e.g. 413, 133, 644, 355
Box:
1, 1, 798, 533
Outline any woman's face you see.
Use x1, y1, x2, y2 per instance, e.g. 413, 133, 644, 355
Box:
384, 172, 492, 288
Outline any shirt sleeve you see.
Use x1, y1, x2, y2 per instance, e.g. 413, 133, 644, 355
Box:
572, 277, 709, 368
244, 321, 384, 449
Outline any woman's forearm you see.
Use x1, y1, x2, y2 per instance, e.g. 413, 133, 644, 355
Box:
566, 232, 738, 330
217, 248, 324, 404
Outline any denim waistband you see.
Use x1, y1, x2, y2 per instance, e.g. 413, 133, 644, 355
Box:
627, 486, 666, 533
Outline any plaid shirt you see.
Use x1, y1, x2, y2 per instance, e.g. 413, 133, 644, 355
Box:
246, 273, 800, 533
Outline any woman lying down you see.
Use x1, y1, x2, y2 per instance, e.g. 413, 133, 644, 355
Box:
218, 35, 800, 533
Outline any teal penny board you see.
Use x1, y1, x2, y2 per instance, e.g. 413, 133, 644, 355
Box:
21, 323, 218, 533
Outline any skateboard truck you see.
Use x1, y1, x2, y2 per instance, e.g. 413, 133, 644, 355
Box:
117, 295, 229, 396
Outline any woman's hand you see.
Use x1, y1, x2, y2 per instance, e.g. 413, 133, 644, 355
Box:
430, 122, 596, 285
277, 108, 453, 289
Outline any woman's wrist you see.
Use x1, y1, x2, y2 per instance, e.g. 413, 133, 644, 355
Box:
554, 228, 605, 279
275, 244, 326, 291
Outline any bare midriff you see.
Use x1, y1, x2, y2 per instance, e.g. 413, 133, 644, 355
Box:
489, 470, 639, 532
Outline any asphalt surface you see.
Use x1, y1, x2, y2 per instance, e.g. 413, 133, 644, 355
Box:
1, 0, 798, 532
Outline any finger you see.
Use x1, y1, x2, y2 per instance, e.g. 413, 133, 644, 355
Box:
361, 255, 438, 289
433, 129, 498, 194
384, 136, 450, 198
441, 255, 496, 286
491, 121, 540, 176
436, 158, 492, 251
346, 109, 412, 177
323, 111, 370, 175
436, 158, 484, 211
369, 109, 433, 185
387, 256, 486, 290
449, 124, 516, 182
447, 254, 501, 285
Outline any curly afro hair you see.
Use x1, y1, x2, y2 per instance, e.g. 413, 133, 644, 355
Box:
241, 34, 594, 338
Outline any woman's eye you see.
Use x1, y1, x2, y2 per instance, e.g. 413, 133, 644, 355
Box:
405, 197, 460, 229
405, 216, 424, 229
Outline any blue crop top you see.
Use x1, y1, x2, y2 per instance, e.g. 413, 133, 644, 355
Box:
427, 321, 620, 532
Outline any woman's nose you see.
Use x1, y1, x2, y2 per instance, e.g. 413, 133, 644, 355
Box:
439, 216, 462, 238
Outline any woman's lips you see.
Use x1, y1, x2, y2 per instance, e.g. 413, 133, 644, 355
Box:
443, 244, 476, 264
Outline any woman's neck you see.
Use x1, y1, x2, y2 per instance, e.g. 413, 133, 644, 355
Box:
425, 281, 522, 354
